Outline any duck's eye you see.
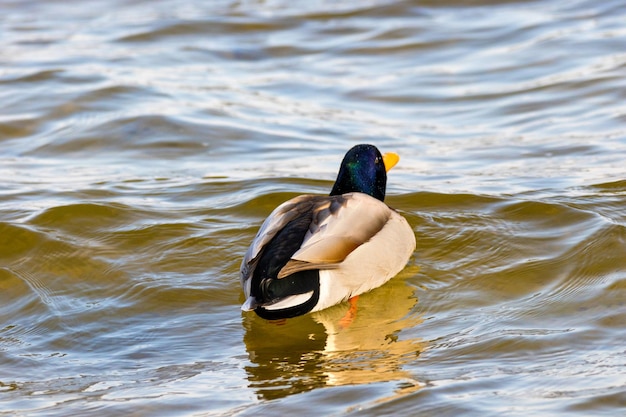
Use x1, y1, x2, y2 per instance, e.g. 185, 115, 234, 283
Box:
375, 156, 382, 164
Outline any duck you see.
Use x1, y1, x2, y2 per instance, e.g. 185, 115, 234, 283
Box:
240, 144, 416, 320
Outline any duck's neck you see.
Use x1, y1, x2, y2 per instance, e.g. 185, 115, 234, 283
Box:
330, 165, 386, 201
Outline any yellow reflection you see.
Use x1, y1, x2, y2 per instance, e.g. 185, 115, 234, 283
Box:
242, 269, 425, 402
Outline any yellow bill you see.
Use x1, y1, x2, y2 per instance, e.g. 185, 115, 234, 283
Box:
382, 152, 400, 172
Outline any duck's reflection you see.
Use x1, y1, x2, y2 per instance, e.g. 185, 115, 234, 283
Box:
243, 275, 424, 401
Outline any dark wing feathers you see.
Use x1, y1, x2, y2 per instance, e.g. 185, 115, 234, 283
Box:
246, 193, 391, 282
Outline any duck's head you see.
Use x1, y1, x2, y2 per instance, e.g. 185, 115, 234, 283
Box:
330, 144, 399, 201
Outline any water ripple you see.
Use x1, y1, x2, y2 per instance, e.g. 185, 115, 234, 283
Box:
1, 0, 625, 415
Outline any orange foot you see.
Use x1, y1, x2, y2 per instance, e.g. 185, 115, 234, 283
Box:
339, 295, 359, 329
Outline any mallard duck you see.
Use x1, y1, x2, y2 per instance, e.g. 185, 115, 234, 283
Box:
240, 144, 416, 320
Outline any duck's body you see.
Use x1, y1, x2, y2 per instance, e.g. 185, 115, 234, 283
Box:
240, 144, 416, 320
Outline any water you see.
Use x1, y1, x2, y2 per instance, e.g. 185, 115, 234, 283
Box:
1, 0, 625, 415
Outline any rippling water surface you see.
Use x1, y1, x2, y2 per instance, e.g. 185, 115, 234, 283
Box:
1, 0, 625, 415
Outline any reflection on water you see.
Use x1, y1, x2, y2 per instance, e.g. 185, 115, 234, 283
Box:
243, 273, 424, 403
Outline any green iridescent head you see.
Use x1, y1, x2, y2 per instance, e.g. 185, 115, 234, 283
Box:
330, 144, 398, 202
